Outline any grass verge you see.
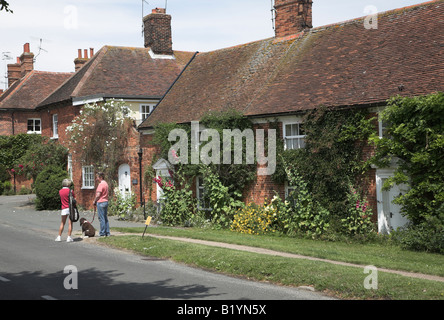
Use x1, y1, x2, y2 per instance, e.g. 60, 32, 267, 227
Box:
100, 228, 444, 300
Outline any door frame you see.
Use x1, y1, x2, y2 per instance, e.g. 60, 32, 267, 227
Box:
375, 169, 410, 234
118, 163, 131, 198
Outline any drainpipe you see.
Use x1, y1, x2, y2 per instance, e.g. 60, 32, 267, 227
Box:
11, 111, 15, 135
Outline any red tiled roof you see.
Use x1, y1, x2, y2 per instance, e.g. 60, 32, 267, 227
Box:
38, 46, 195, 108
140, 0, 444, 128
0, 71, 73, 110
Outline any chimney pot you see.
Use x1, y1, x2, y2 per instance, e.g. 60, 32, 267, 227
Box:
90, 48, 94, 57
74, 49, 92, 72
19, 43, 34, 78
152, 8, 166, 14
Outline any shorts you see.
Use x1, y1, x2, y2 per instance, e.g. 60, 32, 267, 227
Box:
61, 208, 70, 216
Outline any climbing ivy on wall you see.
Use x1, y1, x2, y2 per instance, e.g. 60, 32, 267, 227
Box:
272, 107, 375, 220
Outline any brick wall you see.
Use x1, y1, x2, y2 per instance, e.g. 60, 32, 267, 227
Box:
0, 113, 13, 135
0, 110, 42, 135
274, 0, 313, 38
243, 121, 285, 204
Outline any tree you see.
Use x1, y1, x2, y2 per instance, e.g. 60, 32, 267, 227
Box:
0, 0, 12, 13
370, 92, 444, 224
65, 99, 133, 185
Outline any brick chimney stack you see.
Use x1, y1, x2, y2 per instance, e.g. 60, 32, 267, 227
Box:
274, 0, 313, 38
143, 8, 173, 56
74, 48, 94, 72
19, 43, 34, 78
7, 57, 21, 87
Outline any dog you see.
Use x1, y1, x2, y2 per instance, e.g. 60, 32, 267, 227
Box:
79, 218, 96, 238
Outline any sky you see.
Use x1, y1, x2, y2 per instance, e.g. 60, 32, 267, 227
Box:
0, 0, 429, 90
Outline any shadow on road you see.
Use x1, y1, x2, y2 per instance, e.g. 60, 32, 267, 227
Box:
0, 267, 222, 300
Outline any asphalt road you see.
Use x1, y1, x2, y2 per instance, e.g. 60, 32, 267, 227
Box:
0, 195, 335, 303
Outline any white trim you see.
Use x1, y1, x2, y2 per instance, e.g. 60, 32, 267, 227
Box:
82, 165, 95, 189
67, 154, 73, 180
375, 169, 410, 234
148, 49, 175, 60
139, 103, 156, 123
27, 118, 42, 134
52, 114, 59, 139
73, 97, 104, 106
283, 122, 305, 150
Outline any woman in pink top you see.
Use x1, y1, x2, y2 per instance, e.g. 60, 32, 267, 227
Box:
93, 172, 110, 236
56, 179, 74, 242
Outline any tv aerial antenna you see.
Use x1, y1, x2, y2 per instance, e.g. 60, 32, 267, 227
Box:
31, 37, 50, 63
141, 1, 168, 36
2, 52, 13, 90
270, 0, 276, 31
142, 0, 149, 37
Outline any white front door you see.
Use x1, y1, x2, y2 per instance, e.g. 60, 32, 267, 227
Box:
118, 164, 131, 198
376, 170, 410, 234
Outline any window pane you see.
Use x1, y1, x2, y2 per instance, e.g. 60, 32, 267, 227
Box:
285, 124, 293, 136
298, 124, 304, 136
299, 138, 306, 149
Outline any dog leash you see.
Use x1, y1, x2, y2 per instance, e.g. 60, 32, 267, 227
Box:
91, 206, 96, 223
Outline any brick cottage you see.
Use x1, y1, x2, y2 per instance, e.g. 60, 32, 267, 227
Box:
139, 0, 444, 233
1, 1, 443, 234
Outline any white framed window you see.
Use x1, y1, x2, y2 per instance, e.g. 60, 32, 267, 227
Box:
140, 104, 155, 122
196, 176, 211, 211
27, 118, 41, 134
283, 123, 305, 150
52, 114, 58, 139
82, 166, 94, 189
67, 154, 73, 180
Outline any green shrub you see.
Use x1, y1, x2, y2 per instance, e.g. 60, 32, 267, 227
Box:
18, 186, 32, 195
109, 191, 136, 219
34, 165, 68, 210
340, 184, 376, 238
155, 166, 196, 227
393, 210, 444, 254
0, 164, 10, 183
2, 181, 12, 195
370, 92, 444, 225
